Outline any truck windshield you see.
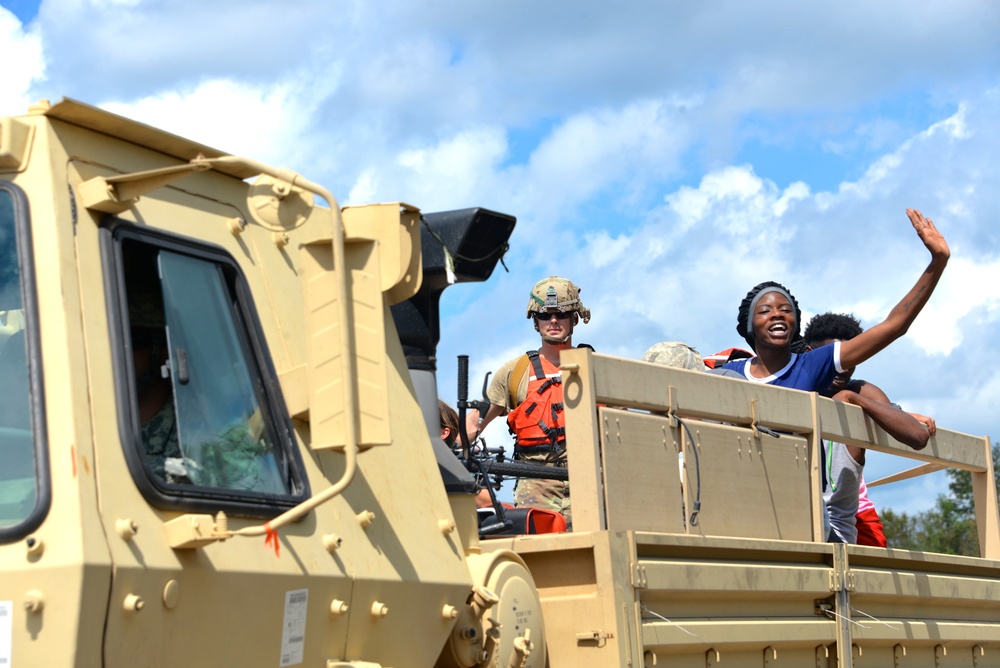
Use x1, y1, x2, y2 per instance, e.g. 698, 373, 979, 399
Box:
0, 185, 43, 533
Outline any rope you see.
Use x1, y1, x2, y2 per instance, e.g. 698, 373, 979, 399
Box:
640, 605, 698, 637
851, 607, 901, 629
821, 606, 869, 629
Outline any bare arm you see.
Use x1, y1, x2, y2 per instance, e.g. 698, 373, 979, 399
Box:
907, 411, 936, 436
464, 409, 482, 440
837, 380, 930, 450
477, 403, 507, 433
473, 360, 516, 436
839, 209, 950, 370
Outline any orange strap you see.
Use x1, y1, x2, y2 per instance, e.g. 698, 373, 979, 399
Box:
264, 523, 280, 557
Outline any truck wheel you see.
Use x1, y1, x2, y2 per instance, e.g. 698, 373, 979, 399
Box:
472, 550, 547, 668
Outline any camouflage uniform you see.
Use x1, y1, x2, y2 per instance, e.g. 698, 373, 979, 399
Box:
513, 449, 571, 528
488, 351, 573, 527
141, 400, 189, 484
487, 276, 591, 531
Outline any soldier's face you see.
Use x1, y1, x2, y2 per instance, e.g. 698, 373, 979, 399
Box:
535, 311, 574, 340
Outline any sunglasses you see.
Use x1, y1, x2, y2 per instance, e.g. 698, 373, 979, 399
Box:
535, 311, 572, 321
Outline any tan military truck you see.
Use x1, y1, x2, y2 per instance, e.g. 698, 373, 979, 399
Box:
0, 99, 998, 668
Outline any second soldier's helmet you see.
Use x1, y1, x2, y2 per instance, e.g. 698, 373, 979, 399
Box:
642, 342, 705, 371
526, 276, 591, 323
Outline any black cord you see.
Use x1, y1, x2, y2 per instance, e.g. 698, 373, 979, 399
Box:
419, 215, 511, 269
675, 416, 701, 527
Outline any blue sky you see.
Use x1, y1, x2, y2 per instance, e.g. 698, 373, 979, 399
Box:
0, 0, 37, 24
2, 0, 999, 516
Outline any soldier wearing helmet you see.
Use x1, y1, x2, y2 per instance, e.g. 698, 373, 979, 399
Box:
474, 276, 591, 529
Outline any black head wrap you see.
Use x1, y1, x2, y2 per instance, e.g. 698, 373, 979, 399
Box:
736, 281, 802, 351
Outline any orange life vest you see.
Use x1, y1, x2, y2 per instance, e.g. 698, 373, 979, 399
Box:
506, 351, 565, 448
703, 346, 753, 369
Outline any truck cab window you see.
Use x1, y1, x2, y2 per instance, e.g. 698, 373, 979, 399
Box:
0, 184, 47, 538
120, 236, 302, 505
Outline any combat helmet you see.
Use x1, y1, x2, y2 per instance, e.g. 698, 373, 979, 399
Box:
642, 341, 705, 371
526, 276, 591, 323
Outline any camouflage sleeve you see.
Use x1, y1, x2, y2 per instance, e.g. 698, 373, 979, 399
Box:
141, 401, 186, 483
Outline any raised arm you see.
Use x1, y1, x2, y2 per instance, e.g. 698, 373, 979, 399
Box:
839, 209, 950, 370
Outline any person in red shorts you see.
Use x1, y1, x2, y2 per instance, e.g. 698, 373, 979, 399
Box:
855, 478, 887, 547
804, 312, 936, 545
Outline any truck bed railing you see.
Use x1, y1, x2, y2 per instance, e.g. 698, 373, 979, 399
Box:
559, 348, 999, 558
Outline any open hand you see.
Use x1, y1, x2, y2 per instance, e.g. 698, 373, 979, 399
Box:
906, 208, 950, 262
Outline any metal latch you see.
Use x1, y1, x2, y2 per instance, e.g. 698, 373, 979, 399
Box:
164, 512, 230, 549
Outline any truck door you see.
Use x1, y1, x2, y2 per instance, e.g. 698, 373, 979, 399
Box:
97, 228, 355, 668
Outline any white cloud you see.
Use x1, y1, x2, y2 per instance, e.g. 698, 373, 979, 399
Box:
89, 0, 142, 7
6, 0, 1000, 514
384, 127, 509, 210
0, 8, 45, 115
925, 102, 971, 141
447, 89, 1000, 428
664, 165, 808, 238
346, 169, 378, 207
583, 231, 632, 270
907, 256, 1000, 355
525, 100, 690, 204
99, 69, 341, 169
34, 0, 347, 100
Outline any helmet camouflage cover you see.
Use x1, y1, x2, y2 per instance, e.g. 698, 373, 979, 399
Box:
526, 276, 591, 323
642, 341, 705, 371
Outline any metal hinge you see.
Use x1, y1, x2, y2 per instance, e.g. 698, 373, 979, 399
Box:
633, 565, 648, 589
828, 569, 855, 592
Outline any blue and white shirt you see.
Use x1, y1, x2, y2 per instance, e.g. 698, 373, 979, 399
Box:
722, 341, 844, 393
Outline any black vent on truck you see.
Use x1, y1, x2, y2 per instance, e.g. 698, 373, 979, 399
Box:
391, 207, 516, 369
390, 207, 516, 495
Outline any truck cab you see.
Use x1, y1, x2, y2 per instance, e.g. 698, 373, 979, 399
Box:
0, 98, 542, 668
